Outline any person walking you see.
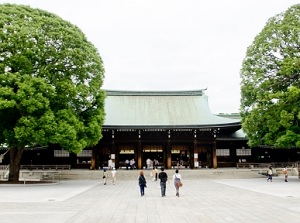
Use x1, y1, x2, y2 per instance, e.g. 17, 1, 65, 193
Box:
282, 166, 288, 182
111, 167, 117, 185
176, 158, 180, 169
108, 158, 113, 170
154, 167, 158, 181
125, 159, 129, 170
146, 158, 151, 169
138, 171, 147, 196
173, 169, 182, 197
158, 167, 168, 197
267, 166, 273, 182
103, 168, 108, 185
132, 159, 136, 169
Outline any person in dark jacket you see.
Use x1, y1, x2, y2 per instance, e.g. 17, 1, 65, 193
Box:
138, 170, 147, 196
158, 167, 168, 197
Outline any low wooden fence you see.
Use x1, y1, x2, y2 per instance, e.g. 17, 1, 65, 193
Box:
0, 165, 9, 170
236, 163, 272, 169
20, 165, 71, 170
236, 162, 297, 169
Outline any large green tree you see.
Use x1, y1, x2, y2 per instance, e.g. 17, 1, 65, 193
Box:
240, 4, 300, 149
0, 4, 105, 182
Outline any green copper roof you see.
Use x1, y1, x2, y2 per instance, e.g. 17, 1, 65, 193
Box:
103, 90, 240, 128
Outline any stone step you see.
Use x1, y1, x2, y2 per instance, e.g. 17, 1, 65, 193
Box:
3, 168, 296, 181
55, 168, 267, 181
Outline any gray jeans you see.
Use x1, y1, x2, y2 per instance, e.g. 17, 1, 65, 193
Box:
160, 181, 166, 196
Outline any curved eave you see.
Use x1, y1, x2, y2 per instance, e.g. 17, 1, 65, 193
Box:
217, 129, 247, 141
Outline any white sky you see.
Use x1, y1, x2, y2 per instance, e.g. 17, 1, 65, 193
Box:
1, 0, 299, 114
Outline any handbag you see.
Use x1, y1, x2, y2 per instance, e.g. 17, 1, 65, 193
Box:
177, 181, 183, 187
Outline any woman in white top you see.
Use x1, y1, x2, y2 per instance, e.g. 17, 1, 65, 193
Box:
173, 169, 182, 197
111, 168, 117, 185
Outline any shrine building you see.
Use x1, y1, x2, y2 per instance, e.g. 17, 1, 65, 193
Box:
90, 89, 246, 170
5, 89, 297, 169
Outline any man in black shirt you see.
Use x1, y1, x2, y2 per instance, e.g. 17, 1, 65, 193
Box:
158, 167, 168, 197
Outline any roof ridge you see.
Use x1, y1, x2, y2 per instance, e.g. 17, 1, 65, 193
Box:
105, 89, 207, 96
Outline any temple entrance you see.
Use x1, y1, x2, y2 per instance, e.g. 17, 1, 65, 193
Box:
143, 145, 163, 169
171, 145, 190, 168
197, 145, 210, 168
118, 145, 135, 169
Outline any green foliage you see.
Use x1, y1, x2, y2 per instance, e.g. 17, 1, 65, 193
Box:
240, 4, 300, 148
0, 4, 105, 153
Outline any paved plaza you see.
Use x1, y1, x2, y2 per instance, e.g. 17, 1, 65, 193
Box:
1, 174, 300, 223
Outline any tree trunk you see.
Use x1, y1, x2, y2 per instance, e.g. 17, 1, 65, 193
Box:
8, 147, 24, 182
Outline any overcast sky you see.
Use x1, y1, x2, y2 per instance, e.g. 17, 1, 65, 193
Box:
1, 0, 299, 114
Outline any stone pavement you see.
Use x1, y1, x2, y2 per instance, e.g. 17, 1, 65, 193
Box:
1, 174, 300, 223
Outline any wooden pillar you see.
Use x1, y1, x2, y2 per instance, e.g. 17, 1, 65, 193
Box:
91, 147, 96, 170
191, 141, 197, 169
111, 140, 115, 169
137, 140, 142, 169
115, 146, 119, 169
213, 140, 217, 169
166, 141, 171, 169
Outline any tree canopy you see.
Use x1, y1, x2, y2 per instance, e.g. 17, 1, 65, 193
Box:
0, 3, 105, 181
240, 4, 300, 148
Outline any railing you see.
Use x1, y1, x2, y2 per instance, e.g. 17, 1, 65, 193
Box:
20, 165, 71, 170
271, 162, 299, 168
0, 165, 9, 180
236, 163, 273, 169
236, 162, 298, 169
19, 170, 60, 183
0, 164, 9, 170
